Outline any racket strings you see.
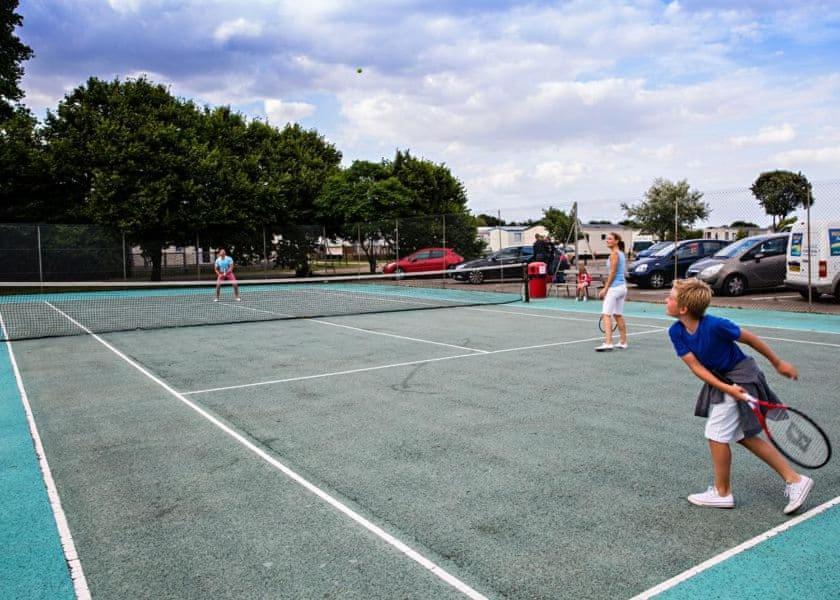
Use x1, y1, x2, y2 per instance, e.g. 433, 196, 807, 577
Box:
765, 407, 831, 468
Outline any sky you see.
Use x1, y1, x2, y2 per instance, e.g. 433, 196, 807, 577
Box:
15, 0, 840, 225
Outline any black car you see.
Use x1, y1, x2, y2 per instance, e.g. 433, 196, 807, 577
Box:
627, 239, 729, 288
451, 245, 534, 283
634, 240, 670, 260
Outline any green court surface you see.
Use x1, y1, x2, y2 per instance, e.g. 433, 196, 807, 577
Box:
1, 296, 839, 598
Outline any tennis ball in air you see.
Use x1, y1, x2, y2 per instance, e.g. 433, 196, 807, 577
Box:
356, 67, 363, 74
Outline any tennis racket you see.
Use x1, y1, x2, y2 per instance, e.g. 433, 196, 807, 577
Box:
598, 315, 618, 333
713, 373, 831, 469
743, 394, 831, 469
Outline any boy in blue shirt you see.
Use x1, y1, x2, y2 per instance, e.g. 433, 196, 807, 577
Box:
666, 278, 813, 514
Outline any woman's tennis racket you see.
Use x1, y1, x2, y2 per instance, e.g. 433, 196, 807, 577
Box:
743, 394, 831, 469
598, 315, 618, 333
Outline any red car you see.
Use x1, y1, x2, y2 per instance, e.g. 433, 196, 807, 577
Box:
382, 247, 464, 275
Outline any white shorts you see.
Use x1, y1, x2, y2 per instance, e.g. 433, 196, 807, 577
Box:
704, 395, 745, 443
601, 284, 627, 316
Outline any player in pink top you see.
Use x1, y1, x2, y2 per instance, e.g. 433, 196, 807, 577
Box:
576, 266, 592, 301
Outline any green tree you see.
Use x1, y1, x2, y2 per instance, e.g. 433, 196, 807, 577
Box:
621, 178, 710, 241
390, 150, 484, 259
476, 213, 506, 227
750, 170, 814, 231
0, 107, 48, 221
316, 160, 411, 272
541, 206, 575, 243
0, 0, 33, 120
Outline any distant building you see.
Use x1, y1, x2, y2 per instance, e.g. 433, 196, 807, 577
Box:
478, 226, 531, 252
703, 225, 770, 242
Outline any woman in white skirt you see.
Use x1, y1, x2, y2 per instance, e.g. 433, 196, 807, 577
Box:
595, 233, 628, 351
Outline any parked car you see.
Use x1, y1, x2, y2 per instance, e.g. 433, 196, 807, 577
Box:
785, 220, 840, 301
686, 233, 789, 296
451, 245, 533, 283
382, 247, 464, 275
627, 239, 729, 288
634, 240, 670, 260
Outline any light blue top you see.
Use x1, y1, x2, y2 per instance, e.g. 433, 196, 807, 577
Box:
608, 251, 626, 287
215, 255, 233, 273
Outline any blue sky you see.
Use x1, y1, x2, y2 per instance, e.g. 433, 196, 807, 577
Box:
16, 1, 840, 224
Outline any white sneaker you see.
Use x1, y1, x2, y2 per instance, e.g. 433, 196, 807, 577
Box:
583, 296, 588, 302
688, 486, 735, 509
213, 298, 219, 302
236, 297, 242, 302
616, 342, 628, 350
783, 476, 814, 514
594, 343, 614, 352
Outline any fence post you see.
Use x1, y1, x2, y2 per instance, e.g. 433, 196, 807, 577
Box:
196, 233, 201, 280
806, 189, 812, 311
122, 232, 127, 281
263, 226, 269, 279
37, 225, 43, 283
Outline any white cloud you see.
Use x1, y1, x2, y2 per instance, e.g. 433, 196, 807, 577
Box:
214, 18, 264, 44
775, 146, 840, 165
108, 0, 142, 14
534, 161, 587, 186
730, 123, 796, 147
264, 99, 316, 124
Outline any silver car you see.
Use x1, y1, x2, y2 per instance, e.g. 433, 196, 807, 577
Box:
686, 233, 789, 296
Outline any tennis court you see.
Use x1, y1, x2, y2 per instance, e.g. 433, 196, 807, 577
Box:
2, 281, 839, 599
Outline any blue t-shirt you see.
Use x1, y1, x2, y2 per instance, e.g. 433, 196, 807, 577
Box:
608, 252, 626, 287
215, 255, 233, 273
668, 314, 747, 373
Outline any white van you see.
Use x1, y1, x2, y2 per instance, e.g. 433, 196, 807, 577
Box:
784, 220, 840, 301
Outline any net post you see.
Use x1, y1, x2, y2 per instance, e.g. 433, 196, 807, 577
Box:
523, 264, 530, 303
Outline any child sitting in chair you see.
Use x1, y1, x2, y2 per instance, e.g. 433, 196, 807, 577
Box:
576, 266, 592, 301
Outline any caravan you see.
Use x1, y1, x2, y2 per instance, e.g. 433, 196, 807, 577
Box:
784, 220, 840, 301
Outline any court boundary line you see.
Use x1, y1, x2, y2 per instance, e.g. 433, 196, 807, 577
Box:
0, 313, 91, 600
466, 306, 664, 328
183, 327, 667, 396
512, 304, 840, 335
629, 495, 840, 599
43, 301, 489, 600
229, 302, 488, 353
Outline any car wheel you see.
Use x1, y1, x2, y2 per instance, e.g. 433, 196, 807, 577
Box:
834, 283, 840, 303
648, 271, 667, 289
468, 270, 485, 284
799, 290, 811, 300
723, 274, 746, 297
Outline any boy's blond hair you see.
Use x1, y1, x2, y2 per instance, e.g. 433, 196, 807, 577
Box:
673, 278, 712, 318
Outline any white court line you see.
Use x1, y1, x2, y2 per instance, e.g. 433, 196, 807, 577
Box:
184, 327, 667, 396
762, 335, 840, 348
0, 313, 91, 600
230, 300, 489, 353
530, 305, 840, 336
629, 495, 840, 599
467, 306, 664, 329
44, 302, 488, 600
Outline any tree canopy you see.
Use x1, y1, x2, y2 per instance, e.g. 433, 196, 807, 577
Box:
621, 178, 710, 241
0, 0, 33, 119
750, 170, 813, 231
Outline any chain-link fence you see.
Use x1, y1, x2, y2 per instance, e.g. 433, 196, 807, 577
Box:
2, 181, 838, 312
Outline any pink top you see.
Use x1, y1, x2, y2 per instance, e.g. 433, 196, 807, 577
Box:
577, 272, 592, 285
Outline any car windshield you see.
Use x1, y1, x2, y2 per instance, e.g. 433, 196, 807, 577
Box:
652, 243, 675, 257
713, 237, 760, 258
641, 242, 668, 254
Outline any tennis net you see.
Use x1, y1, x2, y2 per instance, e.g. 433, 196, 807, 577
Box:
0, 266, 524, 341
